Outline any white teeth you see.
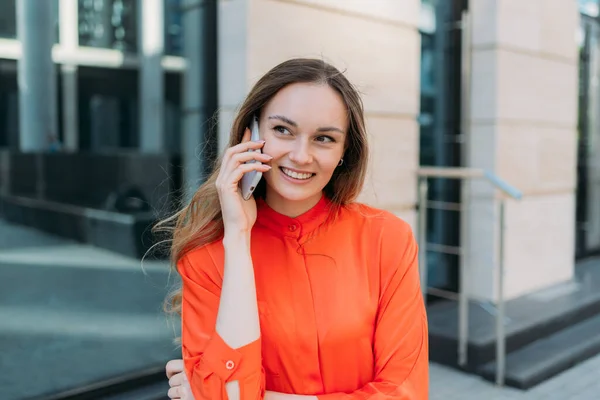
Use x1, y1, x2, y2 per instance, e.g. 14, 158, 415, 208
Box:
282, 168, 312, 180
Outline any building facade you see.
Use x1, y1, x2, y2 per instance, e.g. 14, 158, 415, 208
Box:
0, 0, 597, 303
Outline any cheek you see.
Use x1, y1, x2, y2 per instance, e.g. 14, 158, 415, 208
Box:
261, 140, 284, 159
318, 148, 344, 171
319, 158, 342, 177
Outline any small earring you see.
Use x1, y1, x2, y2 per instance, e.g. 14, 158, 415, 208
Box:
338, 159, 344, 167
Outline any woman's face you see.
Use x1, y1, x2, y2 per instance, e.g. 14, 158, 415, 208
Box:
259, 82, 348, 214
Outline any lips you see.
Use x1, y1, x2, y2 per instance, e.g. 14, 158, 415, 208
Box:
280, 167, 314, 180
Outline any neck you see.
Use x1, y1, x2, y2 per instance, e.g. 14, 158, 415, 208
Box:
264, 190, 323, 218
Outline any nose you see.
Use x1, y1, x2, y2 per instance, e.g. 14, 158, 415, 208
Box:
288, 139, 313, 165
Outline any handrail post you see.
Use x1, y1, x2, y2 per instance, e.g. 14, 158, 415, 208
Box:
416, 166, 520, 380
458, 182, 470, 368
496, 199, 506, 386
417, 177, 429, 306
458, 6, 472, 368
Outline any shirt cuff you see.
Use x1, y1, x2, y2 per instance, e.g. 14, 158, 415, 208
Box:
202, 333, 262, 382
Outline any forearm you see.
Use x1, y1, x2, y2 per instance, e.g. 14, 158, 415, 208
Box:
216, 230, 261, 400
216, 229, 260, 349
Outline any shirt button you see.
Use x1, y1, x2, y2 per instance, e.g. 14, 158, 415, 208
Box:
225, 360, 235, 370
288, 224, 298, 232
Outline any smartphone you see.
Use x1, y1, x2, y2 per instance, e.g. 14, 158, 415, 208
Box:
239, 115, 263, 201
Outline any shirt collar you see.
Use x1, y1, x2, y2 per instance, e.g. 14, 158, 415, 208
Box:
255, 195, 331, 239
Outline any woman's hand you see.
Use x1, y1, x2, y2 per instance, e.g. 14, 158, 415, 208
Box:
215, 128, 272, 233
166, 359, 194, 400
165, 359, 318, 400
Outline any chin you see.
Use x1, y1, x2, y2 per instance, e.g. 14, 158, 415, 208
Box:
264, 177, 325, 204
273, 186, 322, 203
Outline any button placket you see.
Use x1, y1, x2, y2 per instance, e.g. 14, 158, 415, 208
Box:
286, 221, 303, 239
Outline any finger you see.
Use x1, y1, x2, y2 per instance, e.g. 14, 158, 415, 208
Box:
165, 359, 184, 379
182, 384, 193, 400
241, 127, 251, 143
226, 137, 265, 158
223, 163, 272, 190
220, 139, 265, 174
169, 371, 185, 387
167, 386, 183, 399
231, 151, 272, 165
220, 140, 266, 180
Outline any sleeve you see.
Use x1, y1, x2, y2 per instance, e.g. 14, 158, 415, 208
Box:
178, 248, 266, 400
318, 220, 429, 400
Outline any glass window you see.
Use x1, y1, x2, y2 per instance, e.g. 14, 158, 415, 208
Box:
0, 0, 16, 39
78, 0, 138, 52
576, 15, 600, 256
77, 67, 182, 153
78, 67, 139, 151
0, 0, 59, 41
165, 0, 183, 56
165, 71, 182, 152
419, 0, 467, 294
0, 61, 19, 148
579, 0, 599, 17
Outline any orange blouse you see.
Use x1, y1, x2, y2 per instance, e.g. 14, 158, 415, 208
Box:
179, 196, 429, 400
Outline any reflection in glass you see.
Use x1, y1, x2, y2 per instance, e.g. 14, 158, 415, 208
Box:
576, 14, 600, 256
0, 0, 59, 41
165, 0, 183, 56
0, 0, 16, 39
78, 0, 137, 51
419, 0, 467, 294
78, 67, 139, 151
579, 0, 599, 17
0, 65, 19, 148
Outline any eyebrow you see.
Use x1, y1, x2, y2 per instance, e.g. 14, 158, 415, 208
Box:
268, 114, 346, 135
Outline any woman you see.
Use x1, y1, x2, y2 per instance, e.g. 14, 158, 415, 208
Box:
160, 58, 428, 400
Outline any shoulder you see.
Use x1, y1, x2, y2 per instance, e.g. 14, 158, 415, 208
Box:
340, 202, 415, 239
339, 203, 417, 272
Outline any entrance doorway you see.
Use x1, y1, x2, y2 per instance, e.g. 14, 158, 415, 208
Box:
419, 0, 468, 295
576, 13, 600, 258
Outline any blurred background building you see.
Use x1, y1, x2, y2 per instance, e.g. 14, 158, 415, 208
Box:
0, 0, 599, 399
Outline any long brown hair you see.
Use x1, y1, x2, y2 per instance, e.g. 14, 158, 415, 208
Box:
155, 58, 369, 315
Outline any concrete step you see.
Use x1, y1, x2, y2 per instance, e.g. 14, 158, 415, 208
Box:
428, 257, 600, 371
0, 307, 180, 400
24, 364, 170, 400
0, 232, 180, 400
0, 219, 72, 250
478, 313, 600, 389
101, 381, 169, 400
0, 244, 172, 314
0, 194, 162, 259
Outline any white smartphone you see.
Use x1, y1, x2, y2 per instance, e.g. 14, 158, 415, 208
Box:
239, 115, 263, 200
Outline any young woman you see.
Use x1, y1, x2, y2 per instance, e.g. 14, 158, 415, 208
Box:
160, 58, 429, 400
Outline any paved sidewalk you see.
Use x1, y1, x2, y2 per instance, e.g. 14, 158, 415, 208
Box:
430, 353, 600, 399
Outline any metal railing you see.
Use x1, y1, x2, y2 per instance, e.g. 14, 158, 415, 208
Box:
416, 166, 523, 386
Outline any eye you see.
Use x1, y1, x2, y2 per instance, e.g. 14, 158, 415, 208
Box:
273, 125, 291, 135
315, 135, 336, 144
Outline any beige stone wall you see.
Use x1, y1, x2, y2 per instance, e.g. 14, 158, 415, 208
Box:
217, 0, 422, 227
467, 0, 579, 301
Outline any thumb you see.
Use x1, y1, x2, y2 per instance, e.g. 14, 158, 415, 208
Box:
241, 128, 251, 143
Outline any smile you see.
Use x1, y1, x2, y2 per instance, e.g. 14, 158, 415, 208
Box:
280, 167, 314, 181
